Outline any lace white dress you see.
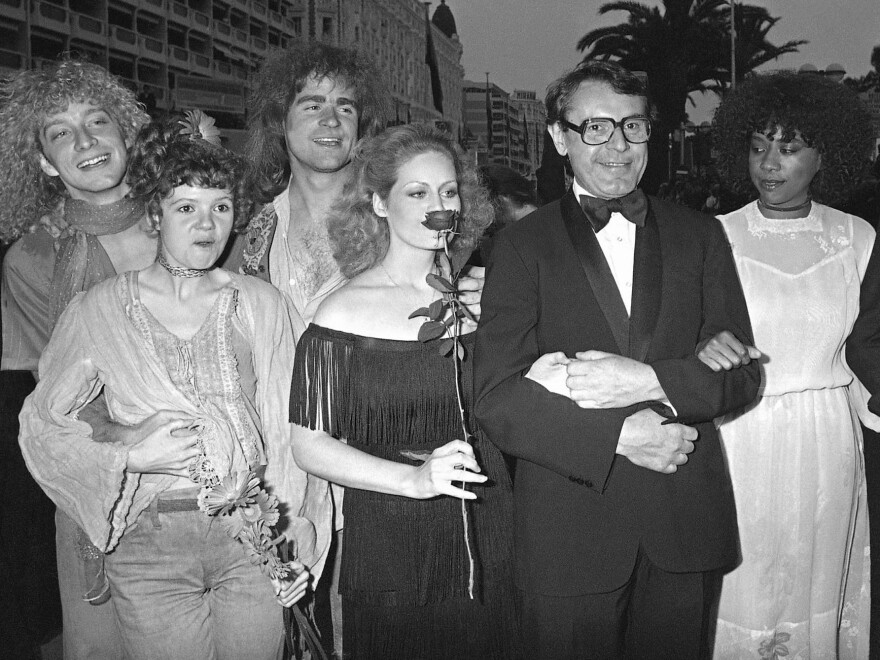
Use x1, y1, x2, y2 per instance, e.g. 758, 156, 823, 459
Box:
713, 201, 874, 659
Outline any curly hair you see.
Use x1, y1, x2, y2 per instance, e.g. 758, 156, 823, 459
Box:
126, 114, 253, 232
245, 41, 389, 202
545, 60, 654, 126
713, 71, 874, 206
329, 124, 493, 279
0, 58, 148, 243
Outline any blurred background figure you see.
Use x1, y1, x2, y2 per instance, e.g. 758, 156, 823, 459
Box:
472, 164, 538, 266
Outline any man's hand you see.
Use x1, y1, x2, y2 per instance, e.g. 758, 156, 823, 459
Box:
125, 411, 200, 476
696, 331, 762, 372
525, 352, 572, 397
566, 350, 663, 408
616, 408, 698, 474
457, 265, 484, 328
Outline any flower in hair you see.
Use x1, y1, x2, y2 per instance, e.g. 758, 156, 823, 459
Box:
178, 109, 221, 146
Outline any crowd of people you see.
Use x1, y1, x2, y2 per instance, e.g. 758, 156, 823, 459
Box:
1, 39, 879, 660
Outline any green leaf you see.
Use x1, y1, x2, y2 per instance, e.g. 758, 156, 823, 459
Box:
426, 273, 457, 293
408, 306, 431, 319
456, 342, 466, 360
438, 338, 455, 356
417, 321, 447, 342
428, 298, 446, 321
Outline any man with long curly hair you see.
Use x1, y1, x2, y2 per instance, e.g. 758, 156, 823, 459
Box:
223, 41, 484, 658
0, 58, 158, 659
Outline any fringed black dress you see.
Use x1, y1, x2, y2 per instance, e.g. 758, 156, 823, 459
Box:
290, 324, 521, 660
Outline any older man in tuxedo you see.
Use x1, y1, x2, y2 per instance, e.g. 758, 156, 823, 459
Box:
473, 60, 760, 659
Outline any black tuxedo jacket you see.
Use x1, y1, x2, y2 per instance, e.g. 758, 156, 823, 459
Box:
848, 239, 880, 412
473, 190, 760, 596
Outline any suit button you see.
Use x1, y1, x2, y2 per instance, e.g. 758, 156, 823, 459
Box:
584, 480, 593, 488
258, 265, 266, 273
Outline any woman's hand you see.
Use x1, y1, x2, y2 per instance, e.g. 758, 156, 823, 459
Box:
271, 561, 311, 608
696, 331, 762, 372
406, 439, 487, 500
525, 351, 572, 397
125, 411, 200, 476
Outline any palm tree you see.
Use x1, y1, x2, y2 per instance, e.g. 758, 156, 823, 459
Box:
576, 0, 804, 187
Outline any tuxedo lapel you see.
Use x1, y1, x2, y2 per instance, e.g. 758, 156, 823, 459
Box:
561, 192, 630, 355
629, 202, 663, 363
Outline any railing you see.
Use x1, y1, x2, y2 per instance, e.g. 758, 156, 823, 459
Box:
0, 48, 23, 70
71, 12, 104, 39
169, 45, 188, 64
215, 21, 231, 39
251, 1, 267, 18
110, 26, 138, 48
190, 52, 210, 70
193, 10, 210, 29
33, 1, 70, 32
170, 2, 188, 21
233, 28, 248, 45
139, 36, 165, 60
250, 36, 266, 52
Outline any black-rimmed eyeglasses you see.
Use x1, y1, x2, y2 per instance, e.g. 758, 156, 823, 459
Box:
559, 116, 652, 145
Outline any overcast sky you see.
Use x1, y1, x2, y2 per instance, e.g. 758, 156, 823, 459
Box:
451, 0, 878, 122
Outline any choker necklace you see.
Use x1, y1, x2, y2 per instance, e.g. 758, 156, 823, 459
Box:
757, 197, 812, 214
157, 248, 209, 278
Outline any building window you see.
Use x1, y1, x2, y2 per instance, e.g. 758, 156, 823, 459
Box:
323, 17, 333, 37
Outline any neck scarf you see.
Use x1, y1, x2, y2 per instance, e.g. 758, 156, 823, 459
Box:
50, 197, 145, 327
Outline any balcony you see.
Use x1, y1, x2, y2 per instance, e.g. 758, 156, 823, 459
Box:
168, 45, 189, 66
250, 36, 266, 53
189, 52, 211, 74
0, 0, 25, 22
139, 35, 166, 62
192, 10, 210, 31
232, 28, 248, 46
31, 1, 70, 35
169, 2, 188, 24
214, 21, 232, 42
109, 26, 139, 55
142, 0, 165, 9
231, 63, 248, 81
250, 1, 267, 19
214, 60, 233, 79
71, 12, 105, 42
0, 47, 23, 72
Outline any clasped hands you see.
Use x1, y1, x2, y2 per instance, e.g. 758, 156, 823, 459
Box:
526, 351, 696, 474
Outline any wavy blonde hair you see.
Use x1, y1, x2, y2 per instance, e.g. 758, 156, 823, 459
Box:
329, 124, 494, 279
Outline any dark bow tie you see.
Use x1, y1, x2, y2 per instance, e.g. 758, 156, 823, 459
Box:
579, 189, 648, 233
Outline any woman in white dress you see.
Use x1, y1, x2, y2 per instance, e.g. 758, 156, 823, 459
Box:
702, 71, 875, 659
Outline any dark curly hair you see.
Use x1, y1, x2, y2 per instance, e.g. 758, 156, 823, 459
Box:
126, 113, 252, 232
0, 57, 148, 243
245, 41, 389, 202
713, 71, 874, 206
329, 124, 494, 279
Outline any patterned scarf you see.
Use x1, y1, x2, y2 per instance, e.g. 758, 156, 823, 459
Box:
49, 197, 145, 328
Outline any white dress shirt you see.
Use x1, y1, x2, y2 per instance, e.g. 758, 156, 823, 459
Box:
572, 180, 637, 315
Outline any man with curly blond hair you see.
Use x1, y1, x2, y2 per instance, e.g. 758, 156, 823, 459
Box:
0, 57, 156, 659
